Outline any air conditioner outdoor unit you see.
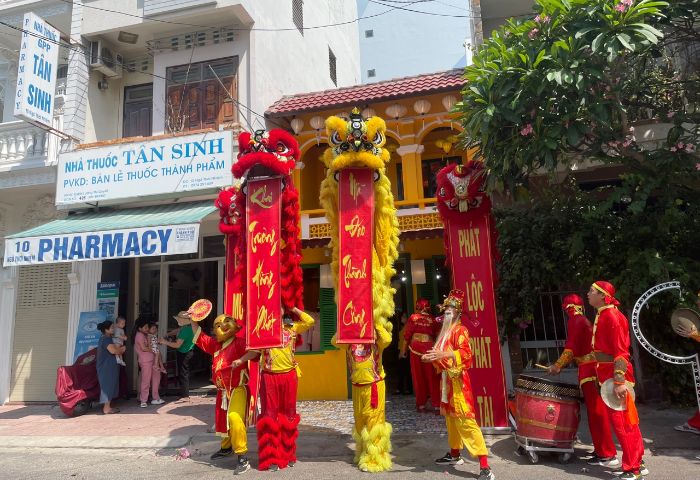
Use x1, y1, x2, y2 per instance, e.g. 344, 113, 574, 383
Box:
88, 40, 123, 78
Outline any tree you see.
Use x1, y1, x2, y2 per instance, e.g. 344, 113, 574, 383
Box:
460, 0, 700, 401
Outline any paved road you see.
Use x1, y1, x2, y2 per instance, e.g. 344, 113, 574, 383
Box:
0, 435, 697, 480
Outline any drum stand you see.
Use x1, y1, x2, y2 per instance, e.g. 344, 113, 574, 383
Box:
513, 433, 574, 464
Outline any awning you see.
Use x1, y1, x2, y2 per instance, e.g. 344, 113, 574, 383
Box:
4, 201, 217, 266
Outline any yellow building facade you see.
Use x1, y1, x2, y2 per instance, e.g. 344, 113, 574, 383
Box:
266, 70, 472, 400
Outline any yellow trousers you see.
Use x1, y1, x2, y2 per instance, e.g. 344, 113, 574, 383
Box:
220, 386, 248, 454
352, 380, 386, 431
446, 416, 488, 458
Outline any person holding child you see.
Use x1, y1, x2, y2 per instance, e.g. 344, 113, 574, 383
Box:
134, 319, 164, 408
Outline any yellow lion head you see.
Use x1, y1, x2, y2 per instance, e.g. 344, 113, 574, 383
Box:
322, 108, 390, 172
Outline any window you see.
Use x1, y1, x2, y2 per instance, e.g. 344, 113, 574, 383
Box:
328, 47, 337, 86
293, 0, 304, 35
367, 69, 376, 78
422, 156, 461, 198
365, 29, 374, 38
165, 56, 238, 133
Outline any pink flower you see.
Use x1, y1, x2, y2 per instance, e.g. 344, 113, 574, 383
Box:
520, 124, 534, 136
684, 143, 696, 153
615, 3, 627, 12
667, 111, 675, 119
670, 146, 677, 152
616, 0, 633, 12
696, 163, 700, 170
622, 139, 632, 147
534, 14, 551, 23
528, 28, 539, 40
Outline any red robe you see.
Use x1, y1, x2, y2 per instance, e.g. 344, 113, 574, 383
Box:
433, 323, 476, 419
562, 312, 596, 385
404, 312, 441, 408
194, 330, 249, 435
591, 305, 635, 384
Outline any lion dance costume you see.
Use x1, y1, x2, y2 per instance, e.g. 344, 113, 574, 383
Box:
322, 109, 399, 472
215, 128, 305, 471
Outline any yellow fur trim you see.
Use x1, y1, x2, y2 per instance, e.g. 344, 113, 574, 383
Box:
357, 422, 393, 472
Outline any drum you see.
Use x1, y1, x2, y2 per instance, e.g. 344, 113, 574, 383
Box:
515, 374, 581, 445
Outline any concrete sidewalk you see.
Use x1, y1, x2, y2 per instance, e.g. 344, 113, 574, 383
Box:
0, 395, 699, 455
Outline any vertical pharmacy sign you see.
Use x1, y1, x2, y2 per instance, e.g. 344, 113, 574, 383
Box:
14, 12, 60, 129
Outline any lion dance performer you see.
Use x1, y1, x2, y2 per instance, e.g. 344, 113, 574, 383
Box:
256, 306, 314, 471
321, 108, 399, 472
588, 281, 645, 480
547, 294, 618, 466
190, 312, 251, 475
401, 298, 440, 412
423, 289, 495, 480
216, 128, 305, 472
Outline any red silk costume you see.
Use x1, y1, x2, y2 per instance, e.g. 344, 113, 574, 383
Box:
403, 305, 440, 410
193, 329, 249, 441
553, 296, 616, 458
434, 323, 477, 419
592, 296, 644, 473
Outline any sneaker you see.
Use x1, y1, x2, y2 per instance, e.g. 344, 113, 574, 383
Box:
234, 455, 251, 475
640, 462, 649, 476
587, 455, 620, 467
435, 453, 464, 465
151, 398, 165, 405
210, 447, 232, 460
478, 468, 495, 480
269, 465, 279, 472
618, 471, 640, 480
288, 461, 296, 467
140, 402, 148, 408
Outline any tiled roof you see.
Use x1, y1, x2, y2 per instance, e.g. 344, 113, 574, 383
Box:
266, 69, 465, 117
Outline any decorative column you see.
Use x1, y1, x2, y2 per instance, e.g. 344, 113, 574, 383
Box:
0, 266, 18, 405
395, 144, 425, 205
65, 260, 102, 364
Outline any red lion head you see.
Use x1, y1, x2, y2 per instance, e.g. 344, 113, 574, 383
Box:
436, 161, 489, 220
232, 129, 299, 180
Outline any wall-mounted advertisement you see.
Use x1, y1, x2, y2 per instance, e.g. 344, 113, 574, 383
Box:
13, 12, 60, 129
56, 130, 233, 206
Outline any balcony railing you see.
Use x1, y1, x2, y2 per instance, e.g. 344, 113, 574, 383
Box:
0, 121, 54, 171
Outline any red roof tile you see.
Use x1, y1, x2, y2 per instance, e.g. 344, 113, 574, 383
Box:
266, 69, 465, 117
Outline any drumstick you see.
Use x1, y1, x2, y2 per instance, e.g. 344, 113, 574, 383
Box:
534, 363, 549, 370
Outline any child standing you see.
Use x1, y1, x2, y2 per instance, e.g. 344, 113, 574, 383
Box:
113, 316, 128, 366
148, 323, 167, 374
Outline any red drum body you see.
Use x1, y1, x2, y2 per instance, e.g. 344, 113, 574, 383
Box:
515, 375, 581, 445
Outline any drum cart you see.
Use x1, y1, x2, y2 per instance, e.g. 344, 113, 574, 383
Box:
512, 375, 581, 465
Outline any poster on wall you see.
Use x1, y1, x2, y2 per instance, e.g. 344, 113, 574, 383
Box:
97, 282, 119, 322
56, 130, 234, 206
73, 310, 107, 363
13, 12, 60, 129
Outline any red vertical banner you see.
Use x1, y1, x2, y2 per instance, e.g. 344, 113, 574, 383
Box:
446, 212, 508, 429
245, 177, 283, 349
336, 168, 374, 344
224, 234, 243, 322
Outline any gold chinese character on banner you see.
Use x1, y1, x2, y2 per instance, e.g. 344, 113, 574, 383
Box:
342, 300, 369, 338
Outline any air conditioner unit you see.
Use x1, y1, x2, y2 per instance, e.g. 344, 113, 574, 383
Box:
88, 40, 123, 78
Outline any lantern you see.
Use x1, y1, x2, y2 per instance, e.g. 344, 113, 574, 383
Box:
361, 107, 376, 119
385, 103, 407, 120
309, 115, 324, 145
290, 118, 304, 135
413, 99, 431, 115
442, 94, 458, 112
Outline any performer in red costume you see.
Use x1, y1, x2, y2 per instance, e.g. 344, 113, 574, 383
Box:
588, 281, 645, 480
401, 298, 440, 412
423, 289, 495, 480
255, 307, 315, 471
673, 290, 700, 435
191, 314, 251, 475
547, 294, 618, 465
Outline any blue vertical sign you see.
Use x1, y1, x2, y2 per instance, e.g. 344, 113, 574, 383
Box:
97, 282, 120, 322
14, 12, 60, 129
73, 310, 107, 363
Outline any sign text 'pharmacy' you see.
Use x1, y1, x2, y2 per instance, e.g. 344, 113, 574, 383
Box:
3, 224, 200, 266
56, 130, 233, 205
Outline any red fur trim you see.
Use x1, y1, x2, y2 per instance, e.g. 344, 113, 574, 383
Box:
256, 416, 281, 471
278, 414, 300, 464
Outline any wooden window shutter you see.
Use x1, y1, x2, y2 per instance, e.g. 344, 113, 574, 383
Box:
319, 287, 337, 350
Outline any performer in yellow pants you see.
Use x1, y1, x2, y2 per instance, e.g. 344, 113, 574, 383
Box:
219, 385, 248, 455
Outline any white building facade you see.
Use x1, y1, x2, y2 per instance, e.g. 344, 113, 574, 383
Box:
0, 0, 360, 403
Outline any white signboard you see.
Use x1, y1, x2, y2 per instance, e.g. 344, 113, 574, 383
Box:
3, 223, 200, 266
13, 12, 60, 129
56, 130, 233, 206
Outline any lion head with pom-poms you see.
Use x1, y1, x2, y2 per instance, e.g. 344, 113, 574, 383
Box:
319, 108, 400, 335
